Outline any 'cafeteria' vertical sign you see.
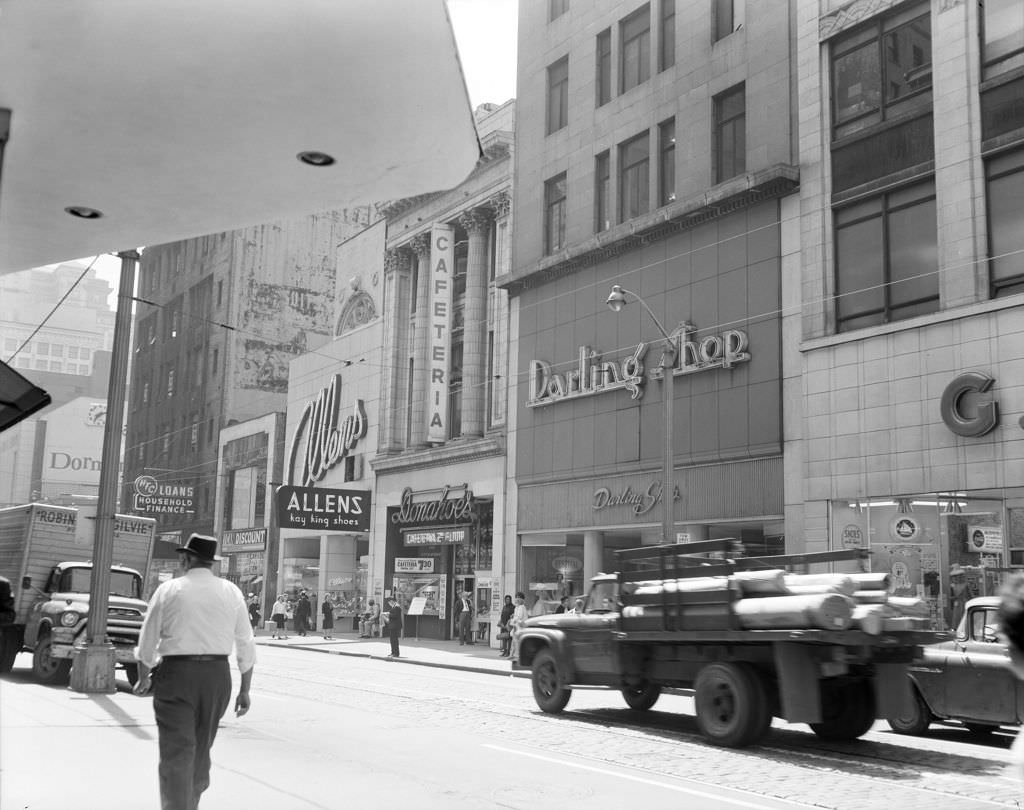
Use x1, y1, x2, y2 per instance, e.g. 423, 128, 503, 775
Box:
428, 224, 453, 443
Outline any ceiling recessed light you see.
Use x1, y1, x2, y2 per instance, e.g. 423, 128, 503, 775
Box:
64, 206, 103, 219
297, 151, 335, 167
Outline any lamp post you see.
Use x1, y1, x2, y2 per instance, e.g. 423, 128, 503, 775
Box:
606, 284, 678, 545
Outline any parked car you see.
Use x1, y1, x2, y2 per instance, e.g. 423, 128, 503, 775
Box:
888, 596, 1024, 735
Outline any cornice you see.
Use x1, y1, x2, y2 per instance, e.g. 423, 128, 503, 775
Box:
371, 433, 506, 474
497, 164, 799, 296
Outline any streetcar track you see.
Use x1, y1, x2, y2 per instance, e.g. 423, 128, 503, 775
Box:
254, 654, 1022, 808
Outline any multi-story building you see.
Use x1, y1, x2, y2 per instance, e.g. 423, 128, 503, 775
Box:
123, 211, 372, 597
501, 0, 800, 611
278, 101, 515, 642
0, 262, 114, 376
793, 0, 1024, 628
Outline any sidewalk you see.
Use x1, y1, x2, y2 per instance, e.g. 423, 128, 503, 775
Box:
253, 627, 528, 678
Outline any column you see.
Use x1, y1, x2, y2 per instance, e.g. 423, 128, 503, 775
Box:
583, 531, 604, 591
379, 248, 411, 453
458, 209, 491, 438
408, 233, 432, 448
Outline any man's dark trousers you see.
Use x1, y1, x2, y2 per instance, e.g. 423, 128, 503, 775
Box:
153, 658, 231, 810
388, 623, 401, 656
458, 610, 473, 644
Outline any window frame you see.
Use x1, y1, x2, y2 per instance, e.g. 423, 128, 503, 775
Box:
544, 172, 568, 255
658, 118, 676, 206
547, 56, 569, 134
619, 131, 651, 221
714, 84, 746, 183
830, 8, 933, 141
620, 4, 651, 95
595, 150, 611, 232
985, 148, 1024, 297
596, 28, 612, 107
659, 0, 675, 71
833, 178, 939, 332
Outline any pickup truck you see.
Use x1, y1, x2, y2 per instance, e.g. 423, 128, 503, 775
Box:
888, 595, 1023, 735
514, 542, 950, 748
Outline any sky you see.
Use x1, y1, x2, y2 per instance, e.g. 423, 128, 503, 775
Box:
81, 0, 519, 306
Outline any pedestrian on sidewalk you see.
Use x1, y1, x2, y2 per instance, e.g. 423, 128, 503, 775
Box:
385, 595, 403, 658
455, 589, 475, 645
132, 533, 255, 810
247, 594, 261, 630
360, 598, 381, 637
498, 594, 514, 657
294, 591, 311, 636
510, 592, 528, 661
269, 595, 288, 639
321, 596, 334, 639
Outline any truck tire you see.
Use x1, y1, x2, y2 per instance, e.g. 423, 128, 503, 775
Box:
622, 681, 662, 711
811, 678, 875, 740
886, 687, 931, 735
123, 663, 140, 687
694, 662, 771, 748
0, 627, 20, 674
531, 650, 572, 713
32, 632, 72, 686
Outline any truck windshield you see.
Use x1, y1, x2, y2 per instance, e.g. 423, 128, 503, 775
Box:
64, 568, 141, 599
588, 580, 619, 614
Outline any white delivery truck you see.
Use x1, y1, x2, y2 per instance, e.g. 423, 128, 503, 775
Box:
0, 503, 156, 684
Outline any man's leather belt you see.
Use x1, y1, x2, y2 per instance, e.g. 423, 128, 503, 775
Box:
162, 654, 228, 662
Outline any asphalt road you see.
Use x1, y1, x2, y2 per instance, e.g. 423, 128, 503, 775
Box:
3, 643, 1023, 809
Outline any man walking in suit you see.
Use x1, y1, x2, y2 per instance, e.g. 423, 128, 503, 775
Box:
385, 596, 403, 658
133, 533, 255, 810
455, 589, 474, 645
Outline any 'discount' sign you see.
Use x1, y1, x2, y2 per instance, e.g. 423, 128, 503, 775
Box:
276, 485, 371, 532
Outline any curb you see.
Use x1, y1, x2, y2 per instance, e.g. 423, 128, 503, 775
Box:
256, 639, 531, 679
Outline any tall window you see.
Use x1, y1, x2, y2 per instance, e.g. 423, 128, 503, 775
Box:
620, 5, 650, 94
834, 180, 938, 332
659, 0, 675, 71
547, 56, 569, 134
986, 149, 1024, 297
714, 85, 746, 182
659, 118, 676, 205
544, 173, 568, 254
981, 0, 1023, 74
448, 341, 463, 438
549, 0, 568, 21
714, 0, 739, 41
595, 151, 611, 232
596, 28, 612, 107
619, 132, 650, 220
831, 8, 932, 140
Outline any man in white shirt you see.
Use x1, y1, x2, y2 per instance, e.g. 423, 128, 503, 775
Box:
133, 533, 256, 810
455, 589, 475, 645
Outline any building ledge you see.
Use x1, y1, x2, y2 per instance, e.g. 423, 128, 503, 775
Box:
371, 433, 506, 474
497, 163, 799, 295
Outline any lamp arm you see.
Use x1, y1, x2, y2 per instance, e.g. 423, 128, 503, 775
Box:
618, 286, 675, 348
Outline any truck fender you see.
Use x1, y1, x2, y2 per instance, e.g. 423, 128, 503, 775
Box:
517, 629, 577, 683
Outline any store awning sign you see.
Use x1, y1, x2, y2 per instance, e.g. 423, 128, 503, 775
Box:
276, 485, 371, 532
222, 528, 267, 553
395, 557, 435, 573
403, 527, 468, 546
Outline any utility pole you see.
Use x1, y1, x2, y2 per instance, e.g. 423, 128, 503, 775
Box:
71, 249, 138, 693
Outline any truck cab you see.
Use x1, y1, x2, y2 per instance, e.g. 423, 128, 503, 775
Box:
21, 561, 148, 685
890, 596, 1024, 735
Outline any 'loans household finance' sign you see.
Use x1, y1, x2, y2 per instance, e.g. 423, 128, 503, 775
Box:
276, 485, 371, 532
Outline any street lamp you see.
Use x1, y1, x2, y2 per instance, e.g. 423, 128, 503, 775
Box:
606, 284, 677, 546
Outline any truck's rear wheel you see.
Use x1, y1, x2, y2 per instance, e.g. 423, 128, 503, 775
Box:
0, 627, 20, 674
886, 686, 932, 735
622, 681, 661, 711
32, 633, 71, 685
811, 678, 875, 740
531, 650, 571, 713
694, 662, 770, 748
123, 663, 140, 686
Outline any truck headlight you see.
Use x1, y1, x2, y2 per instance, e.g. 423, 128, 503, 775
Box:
60, 612, 81, 627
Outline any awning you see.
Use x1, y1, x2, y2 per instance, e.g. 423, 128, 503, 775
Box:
0, 0, 480, 276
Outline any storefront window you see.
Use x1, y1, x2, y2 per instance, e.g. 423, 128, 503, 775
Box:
523, 542, 586, 616
831, 492, 1007, 630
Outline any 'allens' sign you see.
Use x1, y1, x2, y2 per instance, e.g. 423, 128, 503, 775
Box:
276, 485, 371, 532
287, 373, 367, 486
